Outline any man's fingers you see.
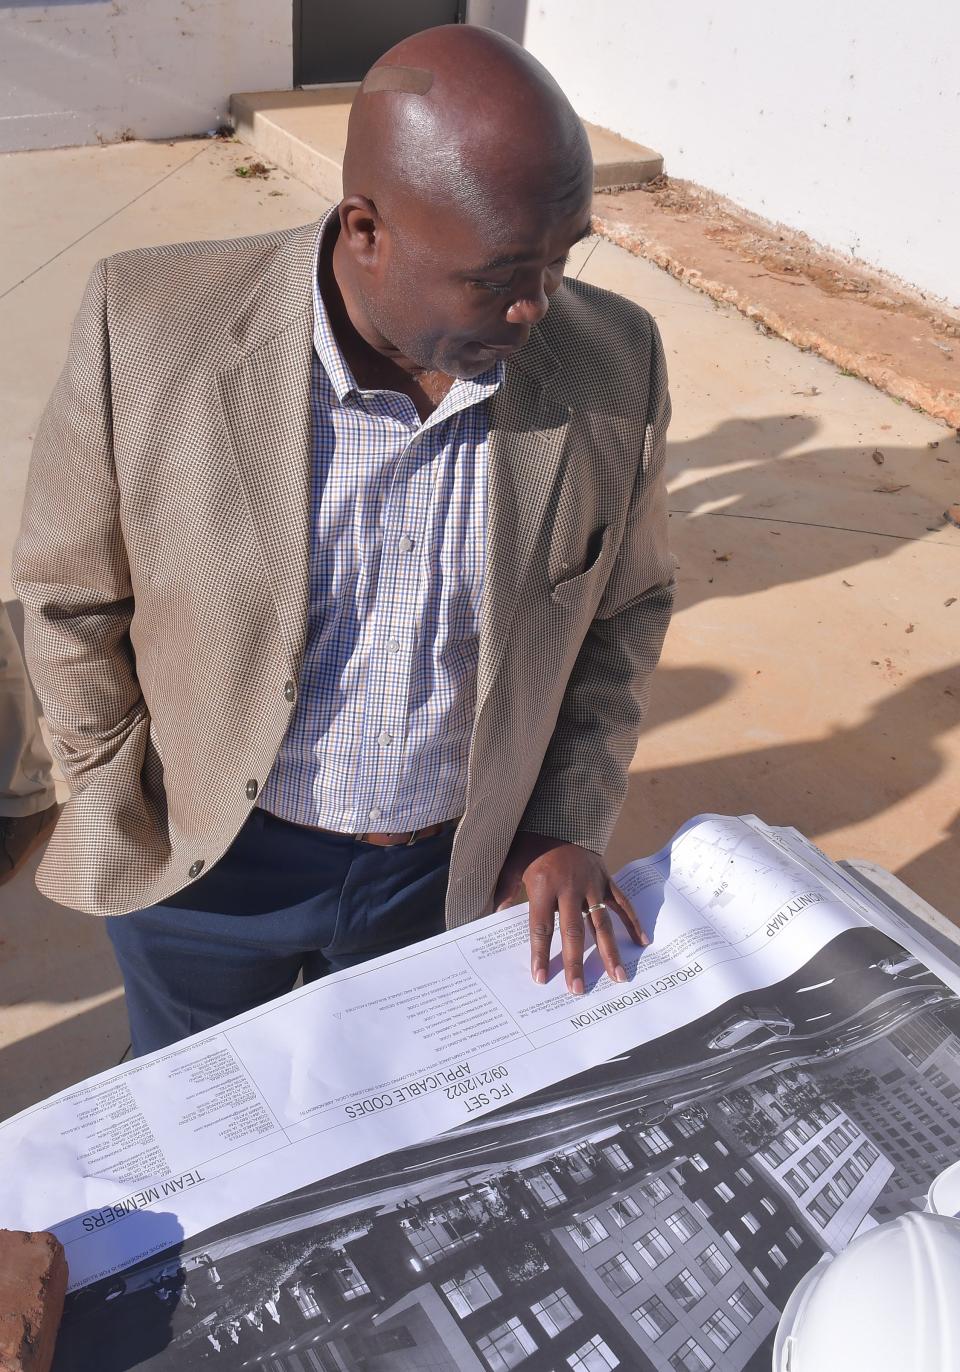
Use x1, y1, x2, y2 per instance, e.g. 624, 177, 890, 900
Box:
609, 877, 650, 947
523, 856, 647, 991
557, 891, 586, 995
528, 897, 555, 985
587, 896, 628, 985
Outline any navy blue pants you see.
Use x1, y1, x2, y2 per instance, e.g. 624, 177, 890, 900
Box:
106, 808, 454, 1056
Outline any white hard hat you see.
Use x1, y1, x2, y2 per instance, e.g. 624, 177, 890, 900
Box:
926, 1157, 960, 1218
773, 1212, 960, 1372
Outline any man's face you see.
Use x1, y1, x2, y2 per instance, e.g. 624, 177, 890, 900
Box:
357, 172, 595, 379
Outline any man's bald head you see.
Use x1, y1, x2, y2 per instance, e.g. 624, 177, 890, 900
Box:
331, 26, 594, 380
343, 25, 591, 225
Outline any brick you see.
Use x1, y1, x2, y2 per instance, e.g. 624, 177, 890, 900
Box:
0, 1231, 68, 1372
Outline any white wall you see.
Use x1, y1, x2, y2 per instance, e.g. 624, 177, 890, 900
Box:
0, 1, 292, 153
471, 0, 960, 306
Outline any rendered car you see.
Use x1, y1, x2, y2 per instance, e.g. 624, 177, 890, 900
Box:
635, 1102, 670, 1126
877, 953, 923, 976
707, 1006, 795, 1052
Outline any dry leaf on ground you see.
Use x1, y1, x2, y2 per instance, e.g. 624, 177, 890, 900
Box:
234, 161, 271, 179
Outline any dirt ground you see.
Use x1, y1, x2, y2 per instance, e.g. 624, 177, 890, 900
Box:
594, 177, 960, 430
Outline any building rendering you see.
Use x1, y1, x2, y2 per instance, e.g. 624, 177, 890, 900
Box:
835, 1011, 960, 1219
55, 976, 960, 1372
708, 1071, 893, 1249
234, 1111, 825, 1372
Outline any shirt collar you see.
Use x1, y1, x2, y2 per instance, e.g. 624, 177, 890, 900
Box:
311, 209, 503, 415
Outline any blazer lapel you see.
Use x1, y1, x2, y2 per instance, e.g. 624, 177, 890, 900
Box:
218, 307, 315, 681
477, 327, 571, 713
217, 223, 571, 715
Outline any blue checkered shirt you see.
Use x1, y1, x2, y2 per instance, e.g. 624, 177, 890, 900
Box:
259, 216, 503, 833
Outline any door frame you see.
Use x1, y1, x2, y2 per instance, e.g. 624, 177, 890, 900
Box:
292, 0, 467, 88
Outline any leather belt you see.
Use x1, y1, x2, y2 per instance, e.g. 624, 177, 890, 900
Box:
353, 819, 459, 846
271, 814, 460, 847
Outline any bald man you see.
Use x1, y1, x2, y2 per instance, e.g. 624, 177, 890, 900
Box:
14, 26, 674, 1055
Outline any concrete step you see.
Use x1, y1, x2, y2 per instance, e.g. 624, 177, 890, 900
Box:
230, 87, 662, 203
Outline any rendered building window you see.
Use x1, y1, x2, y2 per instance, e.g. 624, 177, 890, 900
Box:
641, 1176, 673, 1202
442, 1266, 502, 1318
610, 1196, 642, 1227
768, 1244, 789, 1269
698, 1244, 731, 1283
634, 1227, 673, 1268
566, 1333, 620, 1370
664, 1207, 702, 1243
477, 1316, 538, 1371
632, 1294, 678, 1340
567, 1216, 609, 1251
728, 1282, 764, 1322
603, 1144, 632, 1173
669, 1337, 715, 1371
666, 1267, 707, 1311
530, 1287, 582, 1337
598, 1252, 642, 1296
637, 1127, 672, 1155
702, 1309, 740, 1352
527, 1170, 567, 1208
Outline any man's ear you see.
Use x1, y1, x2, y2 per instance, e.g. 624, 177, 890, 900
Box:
338, 196, 383, 272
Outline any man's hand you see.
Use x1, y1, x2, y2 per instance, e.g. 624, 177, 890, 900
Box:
494, 831, 649, 994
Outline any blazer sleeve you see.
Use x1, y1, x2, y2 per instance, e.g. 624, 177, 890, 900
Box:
519, 318, 675, 853
12, 257, 147, 790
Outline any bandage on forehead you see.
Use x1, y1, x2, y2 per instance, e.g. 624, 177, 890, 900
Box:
361, 65, 434, 96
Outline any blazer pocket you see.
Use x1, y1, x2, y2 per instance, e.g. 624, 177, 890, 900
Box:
550, 525, 614, 607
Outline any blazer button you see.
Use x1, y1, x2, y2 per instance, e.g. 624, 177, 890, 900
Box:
284, 681, 296, 703
246, 779, 259, 800
188, 860, 204, 879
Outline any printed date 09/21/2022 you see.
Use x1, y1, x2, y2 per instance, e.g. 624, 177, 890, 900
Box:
343, 1066, 512, 1121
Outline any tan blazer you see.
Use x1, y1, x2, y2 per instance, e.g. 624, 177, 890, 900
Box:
13, 220, 674, 926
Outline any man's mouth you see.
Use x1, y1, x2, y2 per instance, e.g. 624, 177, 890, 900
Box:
470, 337, 526, 356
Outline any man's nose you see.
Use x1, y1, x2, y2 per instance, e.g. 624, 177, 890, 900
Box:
505, 278, 551, 327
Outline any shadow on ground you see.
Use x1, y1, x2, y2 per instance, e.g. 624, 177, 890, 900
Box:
666, 416, 958, 612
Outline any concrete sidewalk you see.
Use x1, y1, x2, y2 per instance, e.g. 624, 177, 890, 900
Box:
1, 136, 958, 1119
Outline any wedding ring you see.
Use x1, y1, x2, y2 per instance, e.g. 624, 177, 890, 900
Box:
586, 903, 607, 915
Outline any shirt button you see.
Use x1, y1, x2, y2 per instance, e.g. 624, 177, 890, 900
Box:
188, 860, 205, 879
387, 639, 401, 655
245, 779, 259, 800
368, 807, 382, 823
377, 730, 393, 746
398, 535, 414, 553
284, 681, 296, 703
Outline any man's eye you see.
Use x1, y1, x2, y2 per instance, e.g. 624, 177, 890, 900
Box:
470, 280, 514, 295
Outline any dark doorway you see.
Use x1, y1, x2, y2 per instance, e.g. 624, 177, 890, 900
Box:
294, 1, 465, 87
